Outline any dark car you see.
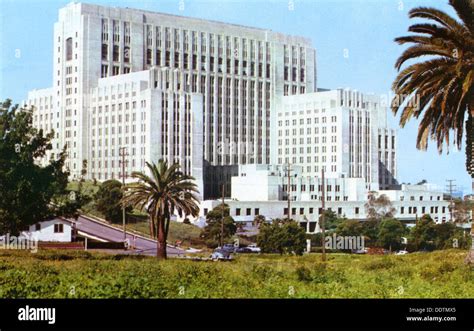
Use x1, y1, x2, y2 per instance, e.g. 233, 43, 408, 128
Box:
210, 249, 233, 261
236, 247, 253, 253
221, 243, 237, 253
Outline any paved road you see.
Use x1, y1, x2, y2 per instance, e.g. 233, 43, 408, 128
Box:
73, 215, 186, 257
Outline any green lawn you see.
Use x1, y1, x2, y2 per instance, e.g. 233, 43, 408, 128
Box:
0, 249, 472, 298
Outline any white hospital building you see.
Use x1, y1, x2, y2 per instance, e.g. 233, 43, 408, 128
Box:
25, 2, 450, 230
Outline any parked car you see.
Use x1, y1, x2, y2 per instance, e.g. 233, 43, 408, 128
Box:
395, 250, 408, 255
246, 243, 261, 253
352, 248, 368, 254
236, 247, 253, 253
211, 249, 233, 261
221, 243, 237, 253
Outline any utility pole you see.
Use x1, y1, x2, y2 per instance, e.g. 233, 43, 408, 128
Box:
446, 179, 456, 222
119, 147, 128, 242
221, 183, 225, 248
286, 163, 291, 221
321, 168, 326, 262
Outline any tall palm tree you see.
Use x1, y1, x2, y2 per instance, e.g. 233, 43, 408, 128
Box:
391, 0, 473, 166
121, 160, 200, 259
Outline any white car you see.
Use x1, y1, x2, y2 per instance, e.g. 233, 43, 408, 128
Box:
247, 244, 261, 253
395, 250, 408, 255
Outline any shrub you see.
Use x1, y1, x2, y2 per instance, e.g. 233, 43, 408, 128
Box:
257, 219, 306, 255
295, 266, 313, 282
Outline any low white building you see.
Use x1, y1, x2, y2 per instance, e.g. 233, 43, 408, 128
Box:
21, 218, 73, 242
197, 164, 450, 233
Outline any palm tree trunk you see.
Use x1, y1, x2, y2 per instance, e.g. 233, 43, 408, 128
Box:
467, 106, 474, 264
149, 215, 155, 239
157, 217, 167, 259
466, 104, 474, 193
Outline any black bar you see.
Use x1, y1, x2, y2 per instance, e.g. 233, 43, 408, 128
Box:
0, 299, 472, 330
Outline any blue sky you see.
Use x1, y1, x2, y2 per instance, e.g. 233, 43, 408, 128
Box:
0, 0, 470, 194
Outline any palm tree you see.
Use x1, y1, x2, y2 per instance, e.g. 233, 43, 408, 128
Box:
391, 0, 473, 164
121, 160, 200, 259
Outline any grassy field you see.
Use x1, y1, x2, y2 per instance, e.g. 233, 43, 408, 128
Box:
0, 249, 472, 298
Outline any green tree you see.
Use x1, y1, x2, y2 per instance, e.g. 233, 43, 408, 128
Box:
121, 160, 200, 259
253, 214, 266, 228
361, 219, 381, 246
257, 219, 306, 255
201, 203, 237, 247
321, 210, 343, 232
335, 220, 364, 237
377, 218, 406, 251
94, 179, 131, 223
409, 214, 438, 251
0, 99, 84, 235
391, 0, 474, 168
453, 198, 473, 223
433, 221, 471, 249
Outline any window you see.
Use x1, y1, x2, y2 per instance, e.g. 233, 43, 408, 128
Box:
355, 207, 359, 214
54, 223, 64, 233
66, 38, 73, 61
113, 45, 120, 62
101, 65, 108, 78
146, 49, 152, 65
236, 208, 241, 216
124, 46, 130, 63
246, 208, 251, 216
254, 208, 259, 216
102, 44, 108, 60
35, 223, 41, 231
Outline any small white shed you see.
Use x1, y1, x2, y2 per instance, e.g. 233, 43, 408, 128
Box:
22, 218, 72, 242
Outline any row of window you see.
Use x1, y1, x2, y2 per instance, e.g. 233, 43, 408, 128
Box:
278, 116, 336, 126
400, 195, 441, 201
203, 205, 448, 218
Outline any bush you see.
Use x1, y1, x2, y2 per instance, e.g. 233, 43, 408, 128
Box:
377, 219, 406, 251
0, 249, 472, 298
257, 219, 306, 255
295, 266, 313, 282
201, 204, 237, 247
94, 180, 131, 224
409, 215, 471, 251
205, 239, 219, 249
